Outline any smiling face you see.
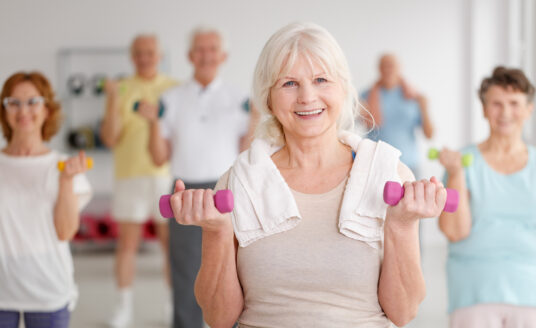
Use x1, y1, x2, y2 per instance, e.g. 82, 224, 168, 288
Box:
189, 32, 227, 84
482, 85, 533, 137
269, 54, 345, 143
5, 81, 48, 139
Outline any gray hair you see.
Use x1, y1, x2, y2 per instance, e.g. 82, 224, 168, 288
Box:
252, 22, 359, 146
188, 26, 227, 52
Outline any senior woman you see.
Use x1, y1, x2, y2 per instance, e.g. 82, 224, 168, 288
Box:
438, 67, 536, 327
168, 23, 447, 328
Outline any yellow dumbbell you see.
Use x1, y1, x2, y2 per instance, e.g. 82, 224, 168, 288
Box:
57, 157, 94, 171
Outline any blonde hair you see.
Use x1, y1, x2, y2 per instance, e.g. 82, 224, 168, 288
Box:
252, 22, 359, 146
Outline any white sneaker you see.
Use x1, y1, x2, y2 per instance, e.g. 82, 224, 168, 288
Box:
108, 289, 133, 328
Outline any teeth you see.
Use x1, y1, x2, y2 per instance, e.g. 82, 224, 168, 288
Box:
296, 109, 323, 116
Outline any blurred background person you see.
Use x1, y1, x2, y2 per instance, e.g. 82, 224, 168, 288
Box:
100, 34, 178, 328
438, 67, 536, 328
360, 53, 434, 177
138, 26, 251, 328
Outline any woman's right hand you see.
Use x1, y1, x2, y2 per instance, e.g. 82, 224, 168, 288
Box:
438, 148, 464, 176
170, 179, 232, 232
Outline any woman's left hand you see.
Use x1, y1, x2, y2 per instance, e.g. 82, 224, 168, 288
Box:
60, 151, 89, 181
386, 177, 447, 226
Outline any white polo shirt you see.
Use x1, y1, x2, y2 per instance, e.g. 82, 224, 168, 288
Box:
160, 78, 249, 183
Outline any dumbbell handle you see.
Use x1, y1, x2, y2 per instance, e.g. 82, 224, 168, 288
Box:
159, 189, 234, 219
383, 181, 459, 213
57, 157, 94, 171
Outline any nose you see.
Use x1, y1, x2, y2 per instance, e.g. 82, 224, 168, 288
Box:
297, 82, 316, 104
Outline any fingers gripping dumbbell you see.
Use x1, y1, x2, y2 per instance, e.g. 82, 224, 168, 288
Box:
383, 181, 459, 213
159, 190, 234, 218
57, 158, 94, 171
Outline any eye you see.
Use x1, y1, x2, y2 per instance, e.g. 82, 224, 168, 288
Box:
28, 97, 44, 106
282, 81, 297, 87
315, 77, 328, 83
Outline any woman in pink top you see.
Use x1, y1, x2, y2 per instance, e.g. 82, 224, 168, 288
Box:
166, 23, 447, 327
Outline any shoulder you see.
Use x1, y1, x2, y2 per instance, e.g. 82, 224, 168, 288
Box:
215, 169, 231, 191
397, 162, 415, 183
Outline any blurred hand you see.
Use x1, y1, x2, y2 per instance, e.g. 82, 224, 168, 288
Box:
136, 100, 159, 122
438, 148, 464, 176
104, 79, 120, 98
60, 151, 89, 181
170, 179, 232, 232
386, 177, 447, 226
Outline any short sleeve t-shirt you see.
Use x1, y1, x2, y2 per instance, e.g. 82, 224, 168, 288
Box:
114, 74, 178, 179
0, 150, 92, 311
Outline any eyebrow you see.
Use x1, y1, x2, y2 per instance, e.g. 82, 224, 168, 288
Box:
281, 72, 328, 80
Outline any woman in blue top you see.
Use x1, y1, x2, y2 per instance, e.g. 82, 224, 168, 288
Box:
438, 66, 536, 327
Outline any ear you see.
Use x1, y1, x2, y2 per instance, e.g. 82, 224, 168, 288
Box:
220, 51, 228, 63
188, 50, 194, 64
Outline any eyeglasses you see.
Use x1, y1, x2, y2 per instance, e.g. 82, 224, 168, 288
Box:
2, 96, 45, 113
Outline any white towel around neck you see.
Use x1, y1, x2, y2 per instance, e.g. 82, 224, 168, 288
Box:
228, 131, 401, 249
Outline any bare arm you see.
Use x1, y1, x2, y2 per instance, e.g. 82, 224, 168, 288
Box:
148, 120, 171, 166
100, 80, 122, 148
137, 101, 171, 166
195, 229, 244, 327
54, 151, 89, 241
438, 149, 472, 242
378, 163, 445, 326
170, 180, 244, 326
417, 95, 434, 139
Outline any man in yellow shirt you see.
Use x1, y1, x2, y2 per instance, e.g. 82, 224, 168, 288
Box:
100, 34, 177, 328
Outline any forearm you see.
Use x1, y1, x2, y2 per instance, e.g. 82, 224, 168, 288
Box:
148, 121, 170, 166
100, 97, 121, 148
195, 227, 243, 327
379, 219, 425, 327
53, 178, 80, 241
418, 97, 434, 139
439, 172, 471, 241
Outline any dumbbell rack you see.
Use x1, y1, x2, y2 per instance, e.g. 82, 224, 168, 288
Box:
57, 47, 162, 250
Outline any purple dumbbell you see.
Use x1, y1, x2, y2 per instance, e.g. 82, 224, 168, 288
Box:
383, 181, 459, 213
159, 189, 234, 219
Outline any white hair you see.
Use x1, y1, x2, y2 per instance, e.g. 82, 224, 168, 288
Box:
188, 26, 227, 52
252, 22, 360, 146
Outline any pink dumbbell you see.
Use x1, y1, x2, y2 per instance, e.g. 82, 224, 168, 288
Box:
159, 190, 234, 219
383, 181, 459, 213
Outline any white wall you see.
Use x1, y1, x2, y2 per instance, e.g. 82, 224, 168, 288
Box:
0, 0, 515, 245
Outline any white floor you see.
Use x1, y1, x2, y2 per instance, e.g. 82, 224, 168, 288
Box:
69, 242, 449, 328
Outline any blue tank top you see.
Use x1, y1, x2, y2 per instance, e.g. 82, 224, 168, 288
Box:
446, 144, 536, 313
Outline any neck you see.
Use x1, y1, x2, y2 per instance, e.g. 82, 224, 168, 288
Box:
136, 71, 158, 80
482, 132, 526, 154
4, 132, 48, 156
279, 128, 350, 170
194, 73, 217, 87
379, 77, 400, 90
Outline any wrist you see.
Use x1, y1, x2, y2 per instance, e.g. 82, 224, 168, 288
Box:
385, 215, 419, 233
202, 221, 234, 238
59, 175, 74, 187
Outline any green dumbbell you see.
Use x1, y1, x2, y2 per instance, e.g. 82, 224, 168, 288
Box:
428, 148, 473, 167
133, 100, 165, 118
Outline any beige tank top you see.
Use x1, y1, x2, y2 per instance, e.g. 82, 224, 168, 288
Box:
236, 177, 392, 328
